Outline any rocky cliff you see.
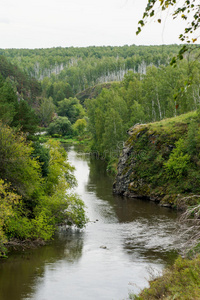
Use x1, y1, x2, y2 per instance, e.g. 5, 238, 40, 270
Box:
113, 112, 200, 209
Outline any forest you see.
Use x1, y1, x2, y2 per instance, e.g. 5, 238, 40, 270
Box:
0, 43, 200, 257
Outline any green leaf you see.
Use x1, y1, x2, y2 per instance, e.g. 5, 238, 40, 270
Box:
136, 27, 141, 35
150, 10, 155, 17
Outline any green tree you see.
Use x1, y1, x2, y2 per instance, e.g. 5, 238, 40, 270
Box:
52, 81, 73, 104
129, 100, 145, 126
86, 87, 128, 157
38, 97, 56, 127
11, 100, 39, 134
57, 97, 85, 124
40, 139, 87, 228
0, 123, 42, 202
137, 0, 200, 62
32, 141, 50, 177
0, 75, 18, 125
47, 116, 72, 137
164, 138, 191, 179
0, 127, 87, 254
72, 118, 87, 136
0, 179, 21, 255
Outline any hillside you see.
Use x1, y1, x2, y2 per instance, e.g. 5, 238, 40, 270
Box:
0, 45, 184, 94
0, 55, 41, 106
113, 111, 200, 209
75, 82, 116, 104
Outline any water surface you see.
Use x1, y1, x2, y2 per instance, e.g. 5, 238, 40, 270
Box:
0, 147, 182, 300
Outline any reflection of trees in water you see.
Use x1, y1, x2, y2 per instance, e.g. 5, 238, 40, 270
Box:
86, 157, 114, 200
0, 229, 84, 300
59, 227, 84, 262
86, 154, 180, 266
113, 196, 178, 223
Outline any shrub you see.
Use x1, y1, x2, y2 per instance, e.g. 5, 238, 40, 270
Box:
164, 138, 190, 179
47, 116, 72, 137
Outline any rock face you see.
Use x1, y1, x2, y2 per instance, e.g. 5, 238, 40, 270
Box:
113, 144, 134, 197
113, 118, 200, 209
113, 124, 149, 199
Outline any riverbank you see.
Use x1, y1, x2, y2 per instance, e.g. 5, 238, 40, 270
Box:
132, 254, 200, 299
0, 129, 87, 259
4, 238, 46, 254
0, 147, 183, 300
112, 111, 200, 299
113, 111, 200, 209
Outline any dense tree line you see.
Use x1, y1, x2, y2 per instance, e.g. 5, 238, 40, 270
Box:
1, 45, 200, 256
0, 45, 187, 94
86, 58, 200, 169
0, 56, 87, 257
0, 55, 41, 106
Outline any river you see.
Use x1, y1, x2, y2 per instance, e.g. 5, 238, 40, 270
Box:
0, 146, 183, 300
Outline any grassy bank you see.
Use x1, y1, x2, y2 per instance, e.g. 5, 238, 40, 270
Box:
38, 133, 91, 146
132, 255, 200, 300
122, 111, 200, 299
115, 110, 200, 208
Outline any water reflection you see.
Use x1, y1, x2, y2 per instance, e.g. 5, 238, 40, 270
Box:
0, 229, 84, 300
0, 146, 184, 300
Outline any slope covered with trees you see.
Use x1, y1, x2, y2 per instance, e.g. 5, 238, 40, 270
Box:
86, 56, 200, 170
0, 56, 87, 257
0, 45, 185, 94
1, 44, 200, 258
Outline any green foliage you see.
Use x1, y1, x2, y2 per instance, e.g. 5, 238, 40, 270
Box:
43, 139, 76, 195
32, 141, 50, 177
86, 87, 128, 160
42, 80, 73, 105
63, 193, 87, 228
0, 73, 39, 134
136, 0, 200, 65
134, 255, 200, 300
37, 97, 56, 127
1, 45, 183, 95
85, 60, 200, 165
185, 119, 199, 155
0, 123, 42, 201
0, 55, 41, 103
38, 139, 87, 227
164, 138, 191, 179
57, 97, 85, 124
47, 116, 72, 137
0, 126, 87, 256
72, 118, 87, 136
119, 111, 200, 204
0, 75, 18, 125
11, 99, 39, 134
5, 209, 54, 241
0, 179, 21, 255
129, 100, 145, 127
31, 211, 54, 240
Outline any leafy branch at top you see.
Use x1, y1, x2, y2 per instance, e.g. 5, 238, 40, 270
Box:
136, 0, 200, 64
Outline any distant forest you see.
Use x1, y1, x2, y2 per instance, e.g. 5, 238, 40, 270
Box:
1, 44, 200, 165
0, 45, 184, 93
1, 44, 200, 252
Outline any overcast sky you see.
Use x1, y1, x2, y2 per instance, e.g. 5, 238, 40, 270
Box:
0, 0, 192, 49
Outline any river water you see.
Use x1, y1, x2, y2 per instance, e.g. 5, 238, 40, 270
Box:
0, 146, 183, 300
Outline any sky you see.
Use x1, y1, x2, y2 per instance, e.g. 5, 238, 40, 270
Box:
0, 0, 192, 49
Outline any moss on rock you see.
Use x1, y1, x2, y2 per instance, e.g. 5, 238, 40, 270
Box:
113, 111, 200, 209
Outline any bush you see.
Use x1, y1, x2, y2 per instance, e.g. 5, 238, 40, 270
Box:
133, 255, 200, 300
47, 116, 72, 136
164, 138, 190, 179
